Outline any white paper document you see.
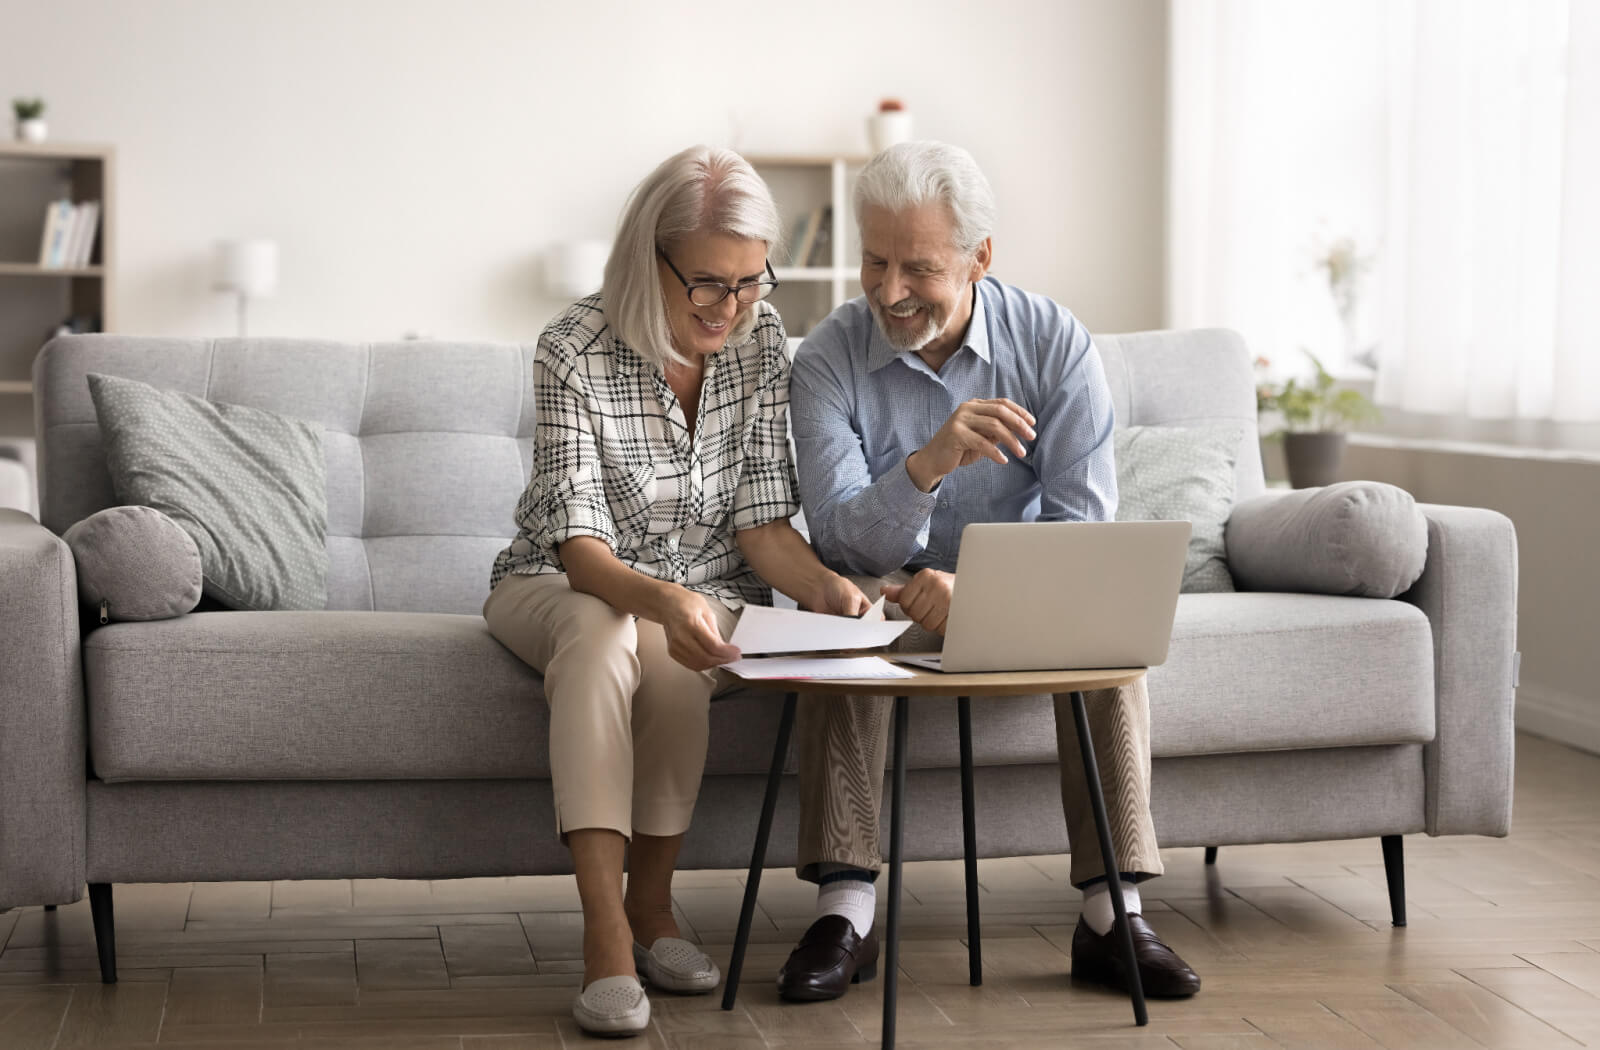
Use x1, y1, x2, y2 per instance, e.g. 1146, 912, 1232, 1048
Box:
723, 656, 916, 680
727, 598, 909, 655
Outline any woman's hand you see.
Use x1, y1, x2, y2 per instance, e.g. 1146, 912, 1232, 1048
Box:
810, 573, 873, 618
662, 588, 741, 671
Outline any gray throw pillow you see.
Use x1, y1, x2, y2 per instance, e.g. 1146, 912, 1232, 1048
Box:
63, 505, 203, 621
1225, 481, 1428, 597
1114, 424, 1243, 593
87, 372, 329, 611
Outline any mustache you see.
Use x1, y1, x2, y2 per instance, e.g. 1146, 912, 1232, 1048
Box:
872, 291, 936, 314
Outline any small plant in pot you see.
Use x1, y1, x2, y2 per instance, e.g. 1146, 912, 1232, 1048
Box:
12, 98, 47, 143
1256, 349, 1380, 488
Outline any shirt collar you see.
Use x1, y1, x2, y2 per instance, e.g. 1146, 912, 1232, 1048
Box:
608, 319, 750, 378
866, 281, 991, 373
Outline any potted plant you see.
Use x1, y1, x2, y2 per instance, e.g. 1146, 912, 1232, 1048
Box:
1256, 348, 1380, 488
867, 98, 913, 154
12, 98, 46, 143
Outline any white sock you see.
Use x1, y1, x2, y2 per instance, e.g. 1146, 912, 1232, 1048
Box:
816, 868, 877, 936
1082, 881, 1142, 935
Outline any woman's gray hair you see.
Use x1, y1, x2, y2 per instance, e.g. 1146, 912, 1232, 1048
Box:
852, 140, 996, 256
602, 146, 783, 370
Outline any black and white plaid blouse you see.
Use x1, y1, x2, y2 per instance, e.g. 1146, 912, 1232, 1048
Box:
490, 294, 800, 608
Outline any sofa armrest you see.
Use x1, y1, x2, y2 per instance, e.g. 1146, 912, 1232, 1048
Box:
1403, 503, 1519, 837
0, 509, 87, 907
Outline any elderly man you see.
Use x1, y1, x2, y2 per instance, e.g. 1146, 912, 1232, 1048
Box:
777, 140, 1200, 1003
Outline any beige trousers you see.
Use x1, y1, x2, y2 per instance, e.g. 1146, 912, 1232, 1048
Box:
796, 570, 1165, 887
483, 572, 740, 839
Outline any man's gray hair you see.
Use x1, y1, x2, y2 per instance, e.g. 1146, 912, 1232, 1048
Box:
603, 146, 783, 370
852, 140, 997, 256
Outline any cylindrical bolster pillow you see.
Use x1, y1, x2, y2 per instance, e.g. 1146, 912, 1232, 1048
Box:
1225, 481, 1428, 597
62, 505, 203, 621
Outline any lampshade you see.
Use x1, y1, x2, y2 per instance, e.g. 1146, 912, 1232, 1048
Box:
213, 239, 279, 298
543, 239, 610, 299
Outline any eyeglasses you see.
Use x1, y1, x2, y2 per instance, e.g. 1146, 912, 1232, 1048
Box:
658, 250, 779, 307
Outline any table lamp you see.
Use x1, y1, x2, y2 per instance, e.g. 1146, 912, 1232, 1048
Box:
543, 239, 610, 300
213, 239, 279, 337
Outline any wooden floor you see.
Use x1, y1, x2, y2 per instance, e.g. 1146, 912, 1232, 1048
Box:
4, 733, 1600, 1048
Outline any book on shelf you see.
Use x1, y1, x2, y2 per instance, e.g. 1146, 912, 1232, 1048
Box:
36, 199, 101, 269
784, 204, 825, 268
786, 212, 811, 268
806, 205, 833, 268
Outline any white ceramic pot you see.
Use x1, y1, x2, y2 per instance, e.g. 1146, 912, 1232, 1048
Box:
17, 118, 47, 143
867, 110, 914, 154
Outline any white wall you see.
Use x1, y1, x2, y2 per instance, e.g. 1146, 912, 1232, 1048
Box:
2, 0, 1167, 343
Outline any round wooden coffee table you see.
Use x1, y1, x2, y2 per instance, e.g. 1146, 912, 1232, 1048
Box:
719, 658, 1151, 1048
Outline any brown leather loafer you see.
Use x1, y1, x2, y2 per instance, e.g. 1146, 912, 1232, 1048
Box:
776, 915, 880, 1001
1070, 914, 1201, 998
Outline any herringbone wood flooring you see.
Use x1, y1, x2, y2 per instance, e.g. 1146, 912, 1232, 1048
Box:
4, 732, 1599, 1048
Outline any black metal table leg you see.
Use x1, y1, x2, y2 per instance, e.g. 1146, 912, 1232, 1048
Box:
722, 691, 798, 1011
1069, 689, 1147, 1026
883, 695, 909, 1050
957, 696, 982, 986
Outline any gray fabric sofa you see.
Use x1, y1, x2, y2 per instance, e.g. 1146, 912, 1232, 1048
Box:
0, 329, 1519, 984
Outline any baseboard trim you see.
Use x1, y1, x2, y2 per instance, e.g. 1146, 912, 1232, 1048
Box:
1517, 683, 1600, 756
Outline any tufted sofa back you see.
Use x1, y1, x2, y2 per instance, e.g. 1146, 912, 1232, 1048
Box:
35, 337, 536, 614
33, 328, 1262, 615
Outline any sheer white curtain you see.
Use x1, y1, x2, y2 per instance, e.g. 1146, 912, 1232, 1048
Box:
1378, 0, 1600, 421
1169, 0, 1600, 422
1167, 1, 1388, 380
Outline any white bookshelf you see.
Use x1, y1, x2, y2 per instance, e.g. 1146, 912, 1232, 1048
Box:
747, 154, 866, 348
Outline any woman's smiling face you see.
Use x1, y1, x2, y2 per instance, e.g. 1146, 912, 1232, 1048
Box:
657, 233, 770, 359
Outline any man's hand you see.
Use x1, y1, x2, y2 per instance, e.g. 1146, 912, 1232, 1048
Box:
906, 398, 1036, 493
661, 588, 741, 671
807, 573, 874, 618
880, 569, 955, 636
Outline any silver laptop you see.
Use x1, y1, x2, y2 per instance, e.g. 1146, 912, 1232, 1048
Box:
896, 520, 1190, 673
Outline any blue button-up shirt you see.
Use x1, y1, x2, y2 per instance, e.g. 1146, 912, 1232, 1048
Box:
789, 275, 1117, 578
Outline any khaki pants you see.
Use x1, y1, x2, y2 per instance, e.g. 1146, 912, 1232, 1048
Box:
796, 571, 1164, 888
483, 572, 740, 839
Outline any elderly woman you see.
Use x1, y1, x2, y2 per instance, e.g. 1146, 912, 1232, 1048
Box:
484, 146, 869, 1037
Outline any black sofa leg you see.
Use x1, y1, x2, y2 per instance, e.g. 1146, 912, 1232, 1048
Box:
1204, 847, 1218, 866
88, 883, 117, 984
1380, 835, 1407, 927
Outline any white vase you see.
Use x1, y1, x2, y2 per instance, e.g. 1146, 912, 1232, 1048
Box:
867, 111, 914, 154
17, 118, 47, 143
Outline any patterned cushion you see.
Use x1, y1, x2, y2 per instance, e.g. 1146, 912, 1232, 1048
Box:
86, 372, 329, 611
1114, 423, 1243, 592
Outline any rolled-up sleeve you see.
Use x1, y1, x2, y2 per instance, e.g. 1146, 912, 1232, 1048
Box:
730, 330, 802, 532
525, 339, 617, 552
790, 335, 937, 577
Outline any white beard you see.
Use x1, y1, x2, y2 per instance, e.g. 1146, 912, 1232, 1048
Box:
869, 292, 946, 351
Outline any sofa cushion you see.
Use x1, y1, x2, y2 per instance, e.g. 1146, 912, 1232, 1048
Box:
87, 372, 329, 611
1114, 423, 1242, 592
64, 505, 203, 621
1226, 481, 1429, 597
85, 594, 1435, 783
1146, 592, 1434, 757
84, 611, 791, 783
